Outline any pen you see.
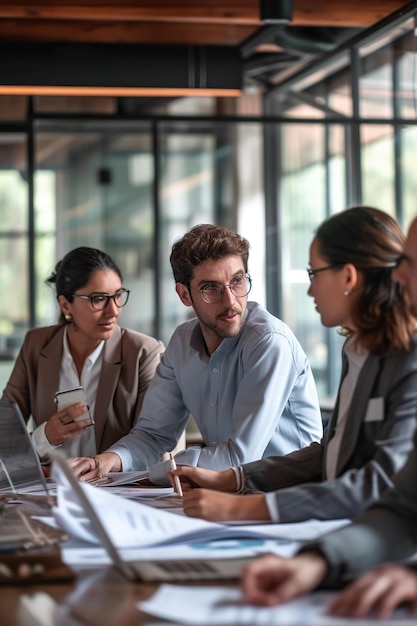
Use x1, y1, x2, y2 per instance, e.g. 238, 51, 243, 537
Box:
169, 452, 183, 497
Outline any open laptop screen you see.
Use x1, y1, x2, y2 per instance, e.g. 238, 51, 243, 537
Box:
0, 399, 49, 493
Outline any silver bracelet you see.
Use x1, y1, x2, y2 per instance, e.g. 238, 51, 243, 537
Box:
231, 465, 245, 493
237, 465, 245, 493
230, 466, 241, 492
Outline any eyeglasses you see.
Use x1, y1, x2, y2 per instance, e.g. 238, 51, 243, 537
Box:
306, 265, 338, 283
190, 274, 252, 304
72, 288, 130, 311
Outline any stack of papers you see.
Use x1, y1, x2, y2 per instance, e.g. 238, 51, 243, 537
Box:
98, 470, 149, 487
51, 455, 350, 581
52, 461, 349, 549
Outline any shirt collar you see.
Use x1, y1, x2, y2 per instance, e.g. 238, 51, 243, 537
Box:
63, 325, 105, 370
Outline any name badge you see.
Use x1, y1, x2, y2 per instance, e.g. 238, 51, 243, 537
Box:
364, 397, 384, 422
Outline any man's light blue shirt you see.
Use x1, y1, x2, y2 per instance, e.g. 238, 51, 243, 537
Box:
109, 301, 322, 471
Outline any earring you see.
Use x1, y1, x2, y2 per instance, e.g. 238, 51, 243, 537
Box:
344, 290, 351, 296
65, 314, 72, 322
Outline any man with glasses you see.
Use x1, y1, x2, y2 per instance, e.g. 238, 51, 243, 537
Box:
70, 224, 322, 479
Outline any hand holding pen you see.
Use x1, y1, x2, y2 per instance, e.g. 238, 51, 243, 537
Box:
169, 453, 183, 497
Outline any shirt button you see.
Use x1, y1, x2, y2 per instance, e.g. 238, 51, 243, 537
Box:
211, 403, 215, 408
212, 368, 218, 373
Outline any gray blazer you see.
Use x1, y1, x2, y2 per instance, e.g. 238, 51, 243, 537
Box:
2, 324, 165, 453
307, 427, 417, 585
242, 335, 417, 523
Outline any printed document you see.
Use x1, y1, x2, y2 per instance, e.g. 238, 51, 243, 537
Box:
139, 584, 417, 625
51, 456, 349, 550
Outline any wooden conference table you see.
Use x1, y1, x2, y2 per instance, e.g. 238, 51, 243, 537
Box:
0, 564, 222, 625
0, 482, 245, 626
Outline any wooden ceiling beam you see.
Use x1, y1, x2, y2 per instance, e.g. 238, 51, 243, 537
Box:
0, 2, 410, 53
0, 20, 257, 45
294, 0, 410, 27
0, 1, 408, 27
0, 7, 260, 25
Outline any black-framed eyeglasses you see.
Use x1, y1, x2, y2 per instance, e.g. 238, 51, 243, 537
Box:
190, 274, 252, 304
306, 265, 338, 283
72, 288, 130, 311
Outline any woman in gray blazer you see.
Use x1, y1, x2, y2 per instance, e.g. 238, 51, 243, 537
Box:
170, 207, 417, 526
240, 214, 417, 619
2, 247, 165, 461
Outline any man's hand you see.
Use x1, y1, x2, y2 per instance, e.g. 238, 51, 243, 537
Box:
242, 552, 329, 606
67, 452, 122, 481
329, 564, 417, 619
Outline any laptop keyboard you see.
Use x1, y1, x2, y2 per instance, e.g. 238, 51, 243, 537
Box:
132, 557, 250, 581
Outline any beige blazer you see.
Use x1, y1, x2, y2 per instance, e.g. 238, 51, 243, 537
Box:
2, 324, 165, 453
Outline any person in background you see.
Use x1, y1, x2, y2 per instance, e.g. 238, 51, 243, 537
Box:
241, 213, 417, 620
2, 246, 166, 462
168, 207, 417, 527
69, 223, 322, 479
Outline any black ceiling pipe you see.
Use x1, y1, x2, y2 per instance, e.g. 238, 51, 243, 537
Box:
260, 0, 293, 24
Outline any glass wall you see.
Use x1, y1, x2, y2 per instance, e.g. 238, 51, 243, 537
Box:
401, 125, 417, 225
277, 121, 347, 400
34, 121, 157, 338
0, 114, 264, 395
158, 121, 264, 341
0, 134, 28, 391
265, 9, 417, 401
158, 124, 221, 341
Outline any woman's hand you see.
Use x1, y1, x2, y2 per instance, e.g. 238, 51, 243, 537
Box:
167, 465, 237, 493
182, 490, 270, 522
67, 452, 122, 481
242, 552, 329, 606
44, 402, 92, 446
329, 564, 417, 619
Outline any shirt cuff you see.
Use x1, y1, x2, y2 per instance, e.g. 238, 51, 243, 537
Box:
30, 421, 61, 461
107, 445, 128, 471
265, 491, 280, 522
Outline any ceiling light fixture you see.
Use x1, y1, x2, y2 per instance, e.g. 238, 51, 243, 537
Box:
0, 42, 242, 98
0, 85, 241, 98
260, 0, 293, 24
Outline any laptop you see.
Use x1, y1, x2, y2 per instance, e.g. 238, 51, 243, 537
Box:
0, 400, 71, 559
0, 399, 50, 494
50, 451, 255, 582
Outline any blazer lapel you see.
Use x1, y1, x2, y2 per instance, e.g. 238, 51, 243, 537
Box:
323, 352, 348, 448
334, 353, 382, 475
93, 325, 122, 449
37, 326, 65, 422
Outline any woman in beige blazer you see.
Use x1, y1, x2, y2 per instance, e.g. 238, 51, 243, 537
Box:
2, 247, 165, 461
